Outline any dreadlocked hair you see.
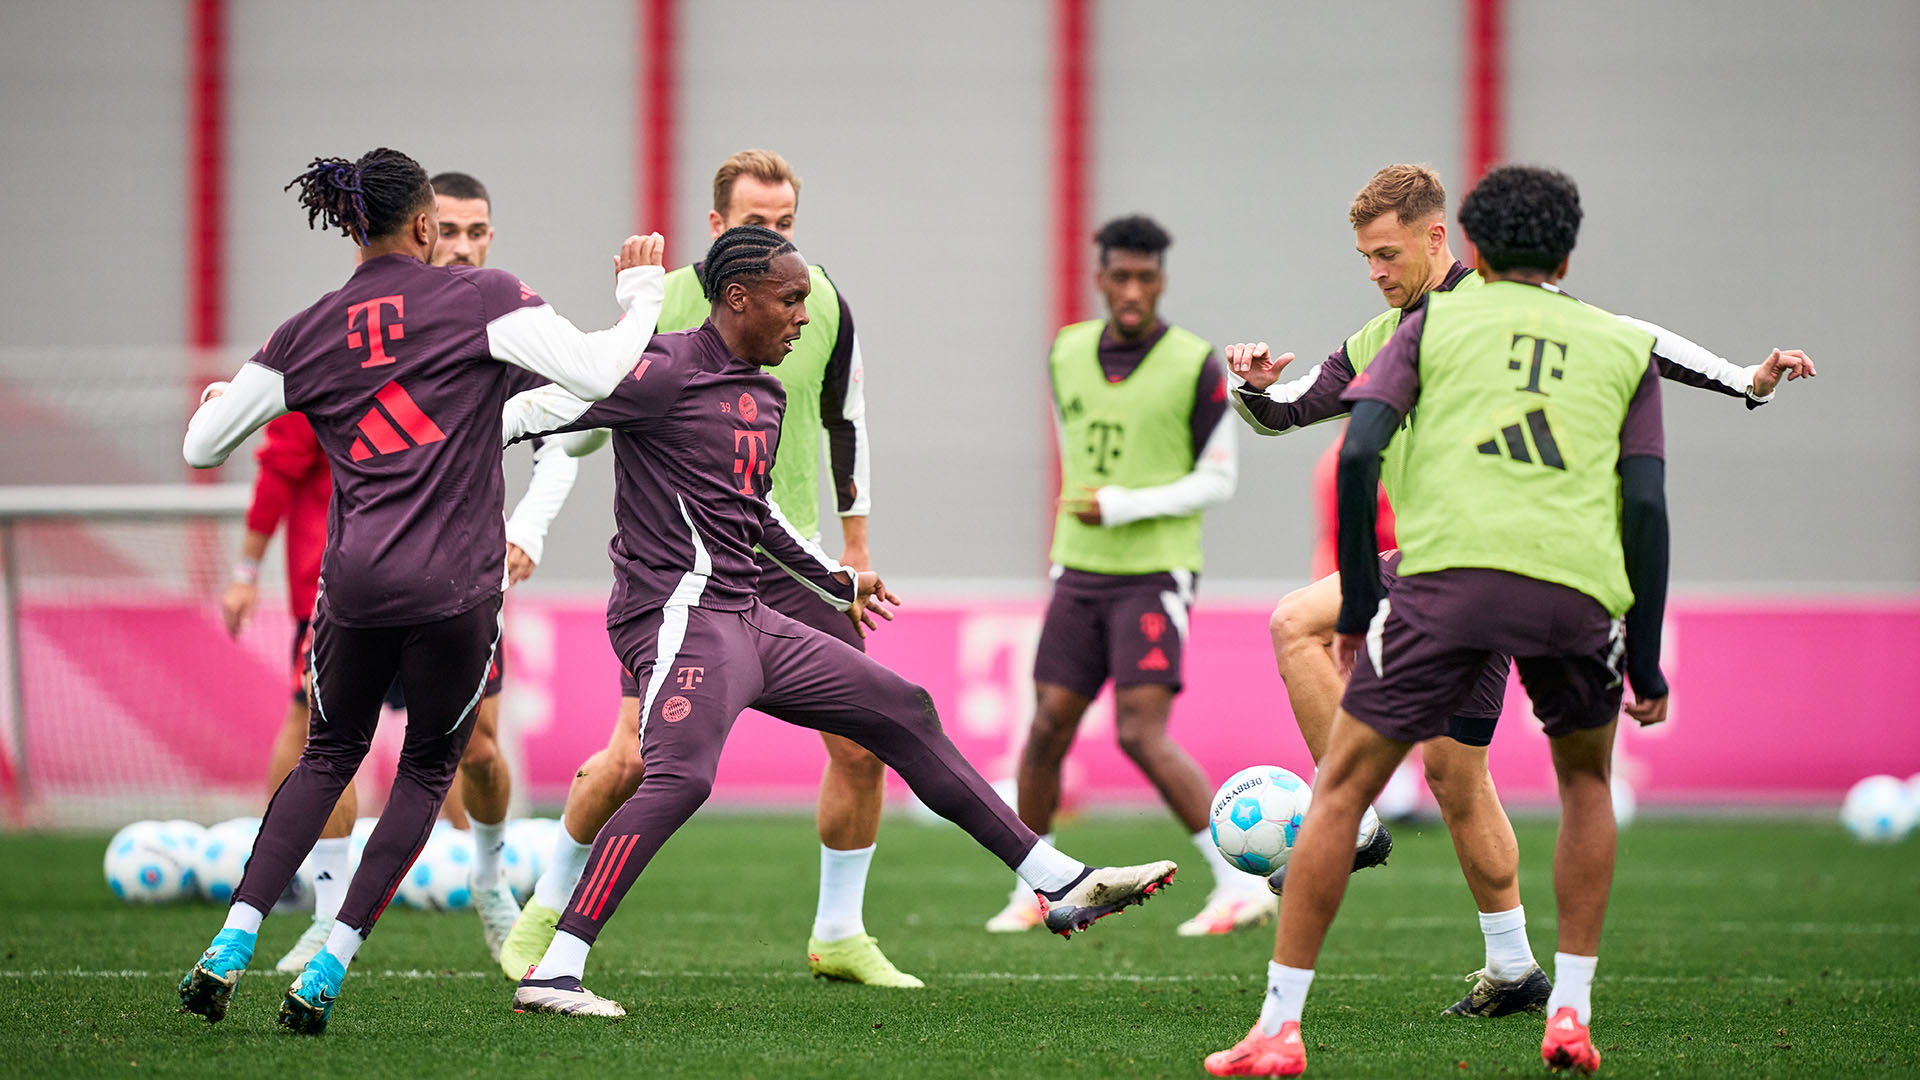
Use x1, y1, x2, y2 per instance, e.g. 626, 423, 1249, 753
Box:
285, 148, 431, 245
699, 225, 799, 301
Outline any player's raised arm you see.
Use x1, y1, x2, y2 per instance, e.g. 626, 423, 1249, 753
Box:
1226, 342, 1357, 436
1612, 313, 1815, 408
502, 437, 579, 581
183, 361, 291, 468
485, 233, 667, 401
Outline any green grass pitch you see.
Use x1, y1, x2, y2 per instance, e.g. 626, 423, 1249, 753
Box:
1, 814, 1915, 1078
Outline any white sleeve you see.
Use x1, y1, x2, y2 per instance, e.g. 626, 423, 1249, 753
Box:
840, 332, 872, 517
183, 362, 290, 468
1095, 410, 1238, 527
1613, 313, 1765, 400
486, 265, 665, 401
502, 437, 580, 566
502, 382, 597, 446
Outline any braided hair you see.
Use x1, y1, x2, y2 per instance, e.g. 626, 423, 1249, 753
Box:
285, 148, 431, 245
699, 225, 799, 302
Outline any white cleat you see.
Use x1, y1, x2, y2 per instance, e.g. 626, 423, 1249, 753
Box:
512, 974, 626, 1018
985, 887, 1045, 933
1175, 889, 1278, 937
473, 880, 521, 964
1040, 860, 1179, 937
274, 915, 333, 973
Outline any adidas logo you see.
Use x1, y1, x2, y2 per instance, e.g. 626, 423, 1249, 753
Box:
315, 871, 333, 882
1476, 407, 1565, 470
349, 381, 447, 462
1555, 1014, 1578, 1031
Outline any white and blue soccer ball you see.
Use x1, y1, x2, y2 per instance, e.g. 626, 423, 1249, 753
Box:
396, 829, 474, 911
502, 818, 556, 905
192, 828, 255, 903
1841, 774, 1918, 844
1210, 766, 1313, 876
104, 821, 196, 903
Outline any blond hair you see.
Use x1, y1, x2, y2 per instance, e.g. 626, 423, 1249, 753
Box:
1349, 164, 1447, 229
712, 149, 801, 216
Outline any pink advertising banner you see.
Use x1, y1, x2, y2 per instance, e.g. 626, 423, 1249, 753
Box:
7, 593, 1917, 822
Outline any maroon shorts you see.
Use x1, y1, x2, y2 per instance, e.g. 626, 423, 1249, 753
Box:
1032, 568, 1194, 699
619, 554, 862, 697
1342, 567, 1624, 744
1379, 551, 1507, 745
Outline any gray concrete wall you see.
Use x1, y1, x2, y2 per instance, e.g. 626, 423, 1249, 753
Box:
0, 1, 1909, 590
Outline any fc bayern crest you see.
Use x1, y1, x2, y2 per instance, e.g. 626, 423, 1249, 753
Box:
738, 393, 758, 423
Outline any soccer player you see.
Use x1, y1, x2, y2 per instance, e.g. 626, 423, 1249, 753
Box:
1206, 164, 1670, 1077
503, 226, 1178, 1018
422, 170, 586, 964
985, 215, 1267, 938
175, 146, 665, 1034
1223, 164, 1813, 1016
499, 150, 910, 987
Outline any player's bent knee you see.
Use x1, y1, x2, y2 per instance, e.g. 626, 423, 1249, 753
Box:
460, 731, 498, 767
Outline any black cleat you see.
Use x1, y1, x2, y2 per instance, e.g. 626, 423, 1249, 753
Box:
1267, 822, 1393, 896
1442, 964, 1553, 1017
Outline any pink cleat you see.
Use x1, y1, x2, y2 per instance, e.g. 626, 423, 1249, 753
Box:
1541, 1007, 1601, 1074
1204, 1020, 1307, 1077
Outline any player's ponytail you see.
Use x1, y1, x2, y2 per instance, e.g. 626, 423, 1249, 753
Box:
285, 148, 431, 246
699, 225, 798, 301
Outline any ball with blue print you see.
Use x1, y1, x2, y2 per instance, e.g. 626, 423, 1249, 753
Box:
1841, 774, 1917, 844
1209, 765, 1313, 876
397, 829, 475, 910
104, 821, 196, 903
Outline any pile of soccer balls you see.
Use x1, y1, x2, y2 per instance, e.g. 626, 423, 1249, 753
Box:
104, 816, 562, 907
1840, 774, 1920, 844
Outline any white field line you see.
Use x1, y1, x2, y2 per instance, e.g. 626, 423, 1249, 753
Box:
3, 968, 1918, 987
1379, 916, 1920, 936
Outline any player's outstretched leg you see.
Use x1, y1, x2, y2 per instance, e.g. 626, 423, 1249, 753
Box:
500, 695, 645, 980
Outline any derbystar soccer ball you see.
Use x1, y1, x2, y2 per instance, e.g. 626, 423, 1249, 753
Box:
397, 829, 474, 911
502, 818, 556, 905
1210, 766, 1313, 876
104, 821, 196, 903
1841, 774, 1918, 844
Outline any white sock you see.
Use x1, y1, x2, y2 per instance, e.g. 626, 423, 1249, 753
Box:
533, 822, 595, 912
1547, 952, 1597, 1024
322, 921, 363, 967
1014, 836, 1085, 894
469, 819, 506, 891
812, 844, 873, 942
1258, 961, 1315, 1036
223, 902, 264, 935
1009, 833, 1052, 898
1355, 805, 1382, 850
1479, 905, 1536, 981
1191, 827, 1247, 894
309, 838, 351, 922
530, 930, 591, 981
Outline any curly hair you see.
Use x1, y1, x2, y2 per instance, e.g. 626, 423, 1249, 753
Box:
699, 225, 800, 302
1094, 214, 1171, 266
1457, 165, 1583, 273
285, 148, 431, 245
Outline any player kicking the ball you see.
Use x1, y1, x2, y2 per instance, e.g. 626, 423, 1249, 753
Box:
501, 226, 1177, 1019
176, 146, 664, 1034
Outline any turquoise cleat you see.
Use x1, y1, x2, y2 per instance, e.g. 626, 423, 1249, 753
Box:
179, 927, 256, 1023
277, 950, 346, 1035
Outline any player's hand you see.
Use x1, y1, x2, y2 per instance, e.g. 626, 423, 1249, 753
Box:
616, 232, 666, 276
220, 580, 257, 638
1624, 693, 1669, 727
1061, 486, 1104, 525
1333, 632, 1364, 679
846, 570, 902, 638
1750, 348, 1816, 397
505, 543, 536, 586
1224, 342, 1297, 393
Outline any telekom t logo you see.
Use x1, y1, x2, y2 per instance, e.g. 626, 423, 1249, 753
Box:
346, 295, 406, 368
733, 430, 769, 496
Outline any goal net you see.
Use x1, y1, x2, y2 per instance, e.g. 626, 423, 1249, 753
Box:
0, 484, 300, 828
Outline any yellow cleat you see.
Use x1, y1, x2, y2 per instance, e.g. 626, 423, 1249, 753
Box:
807, 934, 925, 988
498, 899, 561, 981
